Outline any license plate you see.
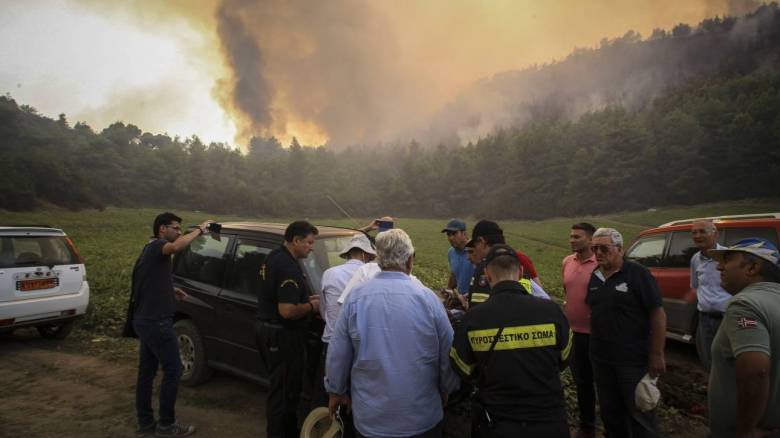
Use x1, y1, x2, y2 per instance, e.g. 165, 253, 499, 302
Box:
17, 278, 58, 291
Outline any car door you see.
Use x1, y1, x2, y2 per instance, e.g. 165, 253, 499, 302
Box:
215, 236, 277, 382
626, 232, 696, 338
172, 233, 232, 356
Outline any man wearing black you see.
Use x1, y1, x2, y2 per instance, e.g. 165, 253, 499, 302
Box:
586, 228, 666, 437
450, 245, 572, 437
256, 221, 321, 438
132, 212, 213, 437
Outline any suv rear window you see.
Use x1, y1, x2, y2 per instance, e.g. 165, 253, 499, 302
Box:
0, 236, 78, 268
302, 235, 357, 293
625, 234, 666, 267
724, 227, 778, 247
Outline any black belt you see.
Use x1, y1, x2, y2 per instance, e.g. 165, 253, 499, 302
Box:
700, 311, 724, 319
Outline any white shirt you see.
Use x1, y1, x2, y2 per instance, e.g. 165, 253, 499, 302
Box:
319, 259, 364, 343
337, 262, 425, 305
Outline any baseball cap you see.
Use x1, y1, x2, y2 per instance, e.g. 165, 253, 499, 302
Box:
339, 234, 376, 259
441, 219, 466, 233
466, 220, 503, 247
484, 244, 519, 264
708, 237, 780, 267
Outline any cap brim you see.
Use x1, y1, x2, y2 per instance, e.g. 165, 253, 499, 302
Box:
707, 248, 728, 263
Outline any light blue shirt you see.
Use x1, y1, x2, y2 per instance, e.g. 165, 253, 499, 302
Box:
448, 247, 475, 294
319, 259, 363, 343
691, 244, 732, 313
325, 271, 460, 437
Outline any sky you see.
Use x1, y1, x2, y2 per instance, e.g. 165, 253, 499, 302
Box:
0, 0, 762, 149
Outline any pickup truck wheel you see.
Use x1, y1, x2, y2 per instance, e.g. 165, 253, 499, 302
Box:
37, 320, 75, 339
174, 319, 213, 386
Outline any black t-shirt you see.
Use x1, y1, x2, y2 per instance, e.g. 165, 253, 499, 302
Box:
586, 259, 663, 366
132, 239, 175, 320
256, 245, 311, 329
451, 280, 570, 423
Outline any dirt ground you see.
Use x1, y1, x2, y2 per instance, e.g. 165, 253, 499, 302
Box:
1, 328, 710, 438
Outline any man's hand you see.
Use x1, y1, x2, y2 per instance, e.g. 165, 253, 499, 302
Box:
649, 351, 666, 378
174, 287, 188, 301
328, 393, 351, 417
309, 295, 320, 313
198, 220, 215, 234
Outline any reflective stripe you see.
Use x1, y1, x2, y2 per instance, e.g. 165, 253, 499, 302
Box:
449, 347, 474, 376
519, 278, 532, 294
468, 324, 557, 351
561, 328, 573, 361
471, 293, 490, 303
280, 279, 299, 289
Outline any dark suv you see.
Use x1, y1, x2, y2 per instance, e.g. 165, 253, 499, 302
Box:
171, 222, 360, 386
624, 213, 780, 350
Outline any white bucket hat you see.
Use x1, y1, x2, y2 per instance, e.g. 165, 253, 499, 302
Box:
339, 234, 376, 259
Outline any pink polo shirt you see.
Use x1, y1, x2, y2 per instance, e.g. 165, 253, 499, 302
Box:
562, 252, 597, 334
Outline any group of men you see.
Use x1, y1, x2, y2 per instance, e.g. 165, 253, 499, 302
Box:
130, 212, 780, 438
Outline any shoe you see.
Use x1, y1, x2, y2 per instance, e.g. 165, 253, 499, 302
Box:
155, 422, 196, 437
136, 421, 157, 437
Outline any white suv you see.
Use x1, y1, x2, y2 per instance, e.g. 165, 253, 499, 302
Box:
0, 226, 89, 339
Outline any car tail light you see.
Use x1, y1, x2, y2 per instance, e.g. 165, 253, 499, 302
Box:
0, 318, 15, 326
65, 237, 84, 264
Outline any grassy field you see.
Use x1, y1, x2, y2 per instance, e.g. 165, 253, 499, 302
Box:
1, 198, 778, 336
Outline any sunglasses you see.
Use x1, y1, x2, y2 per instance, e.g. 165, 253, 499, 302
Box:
591, 244, 617, 254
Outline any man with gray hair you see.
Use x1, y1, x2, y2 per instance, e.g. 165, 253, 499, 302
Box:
326, 229, 459, 437
690, 219, 730, 369
586, 227, 667, 438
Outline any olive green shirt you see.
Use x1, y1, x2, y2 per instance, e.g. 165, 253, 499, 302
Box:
709, 282, 780, 437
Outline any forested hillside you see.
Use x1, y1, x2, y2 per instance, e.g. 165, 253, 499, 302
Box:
2, 4, 779, 218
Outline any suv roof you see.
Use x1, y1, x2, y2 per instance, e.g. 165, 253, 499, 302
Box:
0, 226, 66, 236
658, 212, 780, 227
215, 222, 359, 238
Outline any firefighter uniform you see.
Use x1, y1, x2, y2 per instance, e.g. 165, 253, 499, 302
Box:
255, 245, 312, 438
451, 279, 572, 438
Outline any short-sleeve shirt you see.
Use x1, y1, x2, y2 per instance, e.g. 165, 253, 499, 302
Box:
562, 253, 597, 334
690, 245, 732, 313
256, 245, 311, 329
517, 250, 539, 280
448, 247, 475, 294
586, 259, 663, 366
709, 282, 780, 436
132, 238, 176, 320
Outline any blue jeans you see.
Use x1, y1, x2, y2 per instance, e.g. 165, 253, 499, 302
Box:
696, 312, 723, 370
134, 318, 182, 427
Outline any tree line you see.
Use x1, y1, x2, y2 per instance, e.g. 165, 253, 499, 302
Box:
2, 71, 779, 219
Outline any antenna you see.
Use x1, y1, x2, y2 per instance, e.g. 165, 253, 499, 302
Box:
326, 194, 361, 229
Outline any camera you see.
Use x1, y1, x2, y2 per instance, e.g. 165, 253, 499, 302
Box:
207, 222, 222, 234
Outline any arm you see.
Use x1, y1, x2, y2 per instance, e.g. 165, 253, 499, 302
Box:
432, 295, 460, 397
162, 220, 213, 255
278, 296, 318, 320
648, 306, 667, 377
557, 307, 573, 371
447, 272, 457, 290
735, 351, 770, 437
325, 299, 354, 397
